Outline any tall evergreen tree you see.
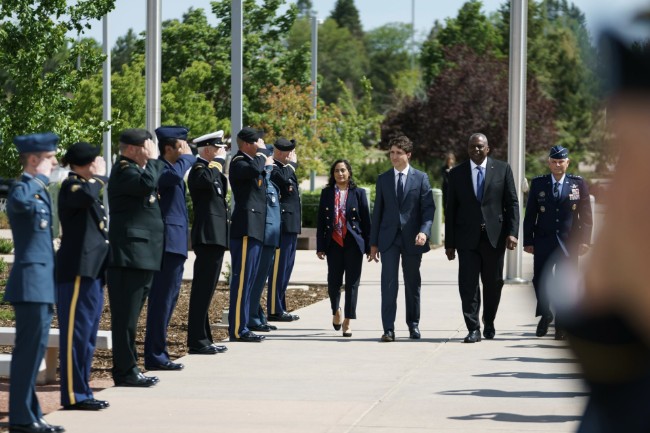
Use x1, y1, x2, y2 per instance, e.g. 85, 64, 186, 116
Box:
329, 0, 364, 39
296, 0, 313, 17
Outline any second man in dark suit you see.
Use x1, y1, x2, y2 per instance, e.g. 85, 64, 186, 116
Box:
445, 133, 519, 343
369, 135, 435, 342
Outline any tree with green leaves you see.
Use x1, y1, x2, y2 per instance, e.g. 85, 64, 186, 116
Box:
329, 0, 364, 39
296, 0, 313, 17
0, 0, 116, 177
111, 28, 144, 74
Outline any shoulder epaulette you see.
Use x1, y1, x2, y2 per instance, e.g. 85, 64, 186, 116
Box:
119, 160, 130, 169
532, 174, 546, 179
567, 174, 583, 179
231, 155, 244, 162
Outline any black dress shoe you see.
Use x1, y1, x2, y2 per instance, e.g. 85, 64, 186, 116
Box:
189, 345, 219, 355
63, 398, 106, 411
114, 372, 158, 387
145, 361, 184, 371
381, 330, 395, 342
263, 323, 278, 330
409, 327, 421, 340
463, 330, 481, 343
249, 324, 272, 332
483, 325, 495, 340
90, 399, 110, 408
38, 419, 65, 433
230, 331, 265, 342
536, 315, 552, 337
212, 344, 228, 352
10, 422, 63, 433
268, 312, 299, 322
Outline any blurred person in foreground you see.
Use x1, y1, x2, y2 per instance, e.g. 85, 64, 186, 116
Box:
317, 159, 371, 337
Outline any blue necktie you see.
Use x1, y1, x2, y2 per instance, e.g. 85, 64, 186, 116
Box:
476, 166, 484, 202
553, 181, 559, 199
397, 172, 404, 206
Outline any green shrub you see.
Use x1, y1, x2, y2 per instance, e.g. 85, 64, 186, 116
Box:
0, 239, 13, 254
301, 190, 321, 228
0, 257, 7, 274
0, 212, 9, 229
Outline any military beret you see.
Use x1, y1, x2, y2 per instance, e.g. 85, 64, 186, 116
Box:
237, 127, 264, 143
274, 138, 295, 151
155, 125, 189, 142
119, 128, 152, 147
193, 130, 226, 147
62, 142, 100, 167
549, 145, 569, 159
13, 132, 59, 154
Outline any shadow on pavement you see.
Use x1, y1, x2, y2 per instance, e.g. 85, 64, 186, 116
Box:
449, 412, 582, 423
439, 389, 589, 398
473, 371, 583, 380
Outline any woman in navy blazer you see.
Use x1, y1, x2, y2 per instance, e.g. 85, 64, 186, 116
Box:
317, 160, 371, 337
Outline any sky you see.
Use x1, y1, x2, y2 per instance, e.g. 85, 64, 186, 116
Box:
79, 0, 650, 48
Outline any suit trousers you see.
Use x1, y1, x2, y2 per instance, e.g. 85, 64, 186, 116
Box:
9, 302, 52, 425
107, 267, 153, 380
326, 235, 362, 319
229, 236, 263, 338
57, 277, 103, 406
267, 233, 297, 315
532, 237, 561, 318
457, 232, 505, 331
380, 233, 422, 331
144, 252, 186, 367
249, 245, 276, 327
187, 244, 225, 349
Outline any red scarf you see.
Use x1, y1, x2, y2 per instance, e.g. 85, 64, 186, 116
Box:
332, 186, 347, 247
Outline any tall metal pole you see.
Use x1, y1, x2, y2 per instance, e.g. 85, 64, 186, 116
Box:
411, 0, 415, 69
231, 0, 243, 155
145, 0, 162, 138
310, 15, 318, 191
102, 14, 112, 213
506, 0, 527, 283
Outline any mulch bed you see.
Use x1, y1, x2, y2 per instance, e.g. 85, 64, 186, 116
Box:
0, 261, 328, 423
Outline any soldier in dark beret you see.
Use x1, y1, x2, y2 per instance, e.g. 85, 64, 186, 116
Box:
523, 145, 592, 340
266, 138, 301, 322
56, 142, 110, 411
5, 132, 64, 432
106, 128, 164, 387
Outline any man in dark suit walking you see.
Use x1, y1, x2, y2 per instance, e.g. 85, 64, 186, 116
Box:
6, 132, 65, 433
523, 145, 592, 340
186, 130, 230, 354
56, 142, 110, 411
369, 135, 435, 342
107, 129, 164, 387
144, 126, 195, 371
445, 133, 519, 343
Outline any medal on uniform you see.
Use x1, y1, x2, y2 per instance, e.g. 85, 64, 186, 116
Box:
40, 219, 48, 229
149, 195, 155, 204
540, 206, 545, 212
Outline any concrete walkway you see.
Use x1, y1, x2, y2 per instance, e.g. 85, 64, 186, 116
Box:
44, 248, 586, 433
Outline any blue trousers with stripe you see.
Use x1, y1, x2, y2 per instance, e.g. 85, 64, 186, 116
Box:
248, 245, 277, 328
57, 277, 103, 406
10, 302, 52, 424
229, 236, 263, 338
267, 233, 297, 315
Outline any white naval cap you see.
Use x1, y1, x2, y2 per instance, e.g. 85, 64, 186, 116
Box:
192, 130, 226, 147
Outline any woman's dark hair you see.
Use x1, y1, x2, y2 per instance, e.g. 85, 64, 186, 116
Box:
327, 159, 357, 189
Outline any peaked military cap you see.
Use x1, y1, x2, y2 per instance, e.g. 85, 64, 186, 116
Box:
237, 127, 264, 143
13, 132, 59, 154
62, 142, 100, 167
273, 138, 296, 151
549, 145, 569, 159
193, 130, 226, 147
155, 125, 189, 142
119, 128, 152, 147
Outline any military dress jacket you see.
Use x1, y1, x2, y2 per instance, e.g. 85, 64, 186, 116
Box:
228, 150, 271, 242
56, 172, 109, 283
157, 154, 196, 257
5, 173, 56, 303
270, 160, 301, 234
523, 173, 592, 254
107, 156, 165, 271
187, 156, 230, 248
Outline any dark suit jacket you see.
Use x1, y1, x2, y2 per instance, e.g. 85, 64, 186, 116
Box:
107, 156, 165, 271
5, 174, 56, 303
317, 185, 371, 255
228, 149, 270, 242
370, 167, 435, 255
445, 157, 519, 250
271, 160, 301, 234
157, 154, 195, 257
523, 173, 592, 255
188, 156, 230, 248
56, 172, 109, 283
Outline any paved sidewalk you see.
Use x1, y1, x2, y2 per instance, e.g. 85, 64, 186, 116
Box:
44, 248, 586, 433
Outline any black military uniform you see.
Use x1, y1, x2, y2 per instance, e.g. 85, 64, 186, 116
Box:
186, 130, 230, 354
228, 127, 271, 342
267, 138, 301, 321
56, 142, 110, 410
107, 129, 165, 387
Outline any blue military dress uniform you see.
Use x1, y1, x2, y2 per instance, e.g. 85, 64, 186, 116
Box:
5, 133, 58, 427
56, 142, 110, 409
523, 146, 593, 321
145, 126, 196, 369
